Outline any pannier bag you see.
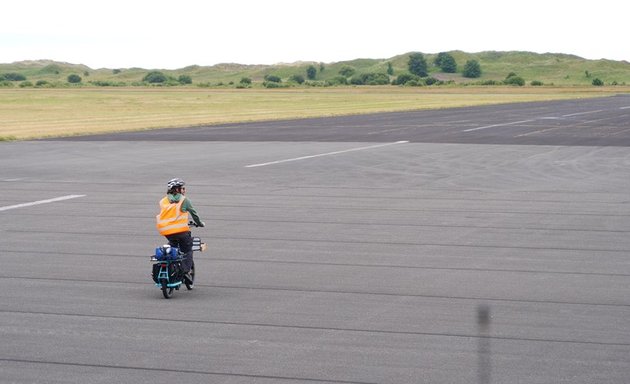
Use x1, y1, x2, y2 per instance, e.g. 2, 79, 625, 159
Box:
154, 245, 179, 260
152, 261, 182, 283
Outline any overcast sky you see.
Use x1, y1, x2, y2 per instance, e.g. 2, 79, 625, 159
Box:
2, 0, 628, 69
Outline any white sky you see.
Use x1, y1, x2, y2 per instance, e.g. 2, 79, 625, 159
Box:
1, 0, 628, 69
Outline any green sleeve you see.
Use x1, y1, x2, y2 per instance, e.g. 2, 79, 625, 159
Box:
181, 198, 202, 226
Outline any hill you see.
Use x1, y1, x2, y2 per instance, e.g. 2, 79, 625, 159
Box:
2, 51, 629, 87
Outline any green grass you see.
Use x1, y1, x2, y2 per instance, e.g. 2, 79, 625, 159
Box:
1, 86, 626, 140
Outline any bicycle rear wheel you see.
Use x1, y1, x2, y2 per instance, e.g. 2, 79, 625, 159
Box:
161, 281, 174, 298
185, 262, 195, 290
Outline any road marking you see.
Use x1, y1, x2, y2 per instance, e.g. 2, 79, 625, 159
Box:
0, 195, 86, 212
562, 110, 603, 117
463, 120, 535, 133
245, 141, 409, 168
621, 106, 630, 110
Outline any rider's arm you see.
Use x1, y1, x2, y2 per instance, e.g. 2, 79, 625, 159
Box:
181, 198, 203, 226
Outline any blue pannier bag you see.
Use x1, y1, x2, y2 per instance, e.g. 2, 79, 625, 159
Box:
155, 245, 179, 260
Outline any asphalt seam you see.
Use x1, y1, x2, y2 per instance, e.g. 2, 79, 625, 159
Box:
3, 309, 629, 347
0, 358, 375, 384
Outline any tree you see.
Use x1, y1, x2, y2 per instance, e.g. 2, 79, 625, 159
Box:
67, 74, 82, 83
434, 52, 457, 73
306, 65, 317, 80
386, 62, 394, 76
339, 65, 356, 77
462, 60, 482, 78
408, 53, 428, 77
143, 71, 167, 83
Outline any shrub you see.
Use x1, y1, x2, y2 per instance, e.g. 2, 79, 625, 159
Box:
0, 80, 14, 87
592, 78, 604, 86
393, 73, 419, 85
89, 80, 127, 86
35, 80, 50, 87
289, 74, 305, 84
505, 76, 524, 86
386, 62, 394, 76
425, 77, 439, 85
530, 80, 544, 86
339, 65, 356, 77
143, 71, 168, 83
263, 81, 286, 88
356, 72, 390, 85
408, 53, 428, 77
349, 76, 363, 85
328, 76, 348, 85
67, 74, 82, 83
264, 74, 282, 83
462, 60, 482, 78
304, 80, 329, 87
240, 77, 252, 85
178, 75, 192, 84
2, 72, 27, 81
19, 81, 33, 87
113, 69, 122, 74
504, 73, 524, 86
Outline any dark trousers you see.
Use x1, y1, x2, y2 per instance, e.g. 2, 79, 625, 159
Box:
166, 231, 193, 272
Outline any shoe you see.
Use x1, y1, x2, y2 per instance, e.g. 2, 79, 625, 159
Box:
183, 272, 193, 283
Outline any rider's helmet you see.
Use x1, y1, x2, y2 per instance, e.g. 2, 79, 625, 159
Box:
167, 178, 186, 192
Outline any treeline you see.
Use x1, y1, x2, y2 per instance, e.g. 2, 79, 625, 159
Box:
0, 53, 615, 88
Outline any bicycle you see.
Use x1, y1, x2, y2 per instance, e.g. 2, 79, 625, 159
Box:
150, 223, 206, 299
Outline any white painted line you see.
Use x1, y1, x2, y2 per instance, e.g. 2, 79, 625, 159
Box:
0, 195, 86, 212
620, 106, 630, 110
562, 110, 603, 117
463, 120, 534, 133
245, 141, 409, 168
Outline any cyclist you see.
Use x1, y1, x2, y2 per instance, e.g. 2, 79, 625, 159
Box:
156, 178, 204, 282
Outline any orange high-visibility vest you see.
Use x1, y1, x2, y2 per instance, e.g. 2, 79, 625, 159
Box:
156, 196, 190, 236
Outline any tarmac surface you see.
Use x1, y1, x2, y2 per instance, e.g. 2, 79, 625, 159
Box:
2, 95, 630, 383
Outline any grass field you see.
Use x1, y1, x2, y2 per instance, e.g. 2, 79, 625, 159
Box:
1, 86, 628, 140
